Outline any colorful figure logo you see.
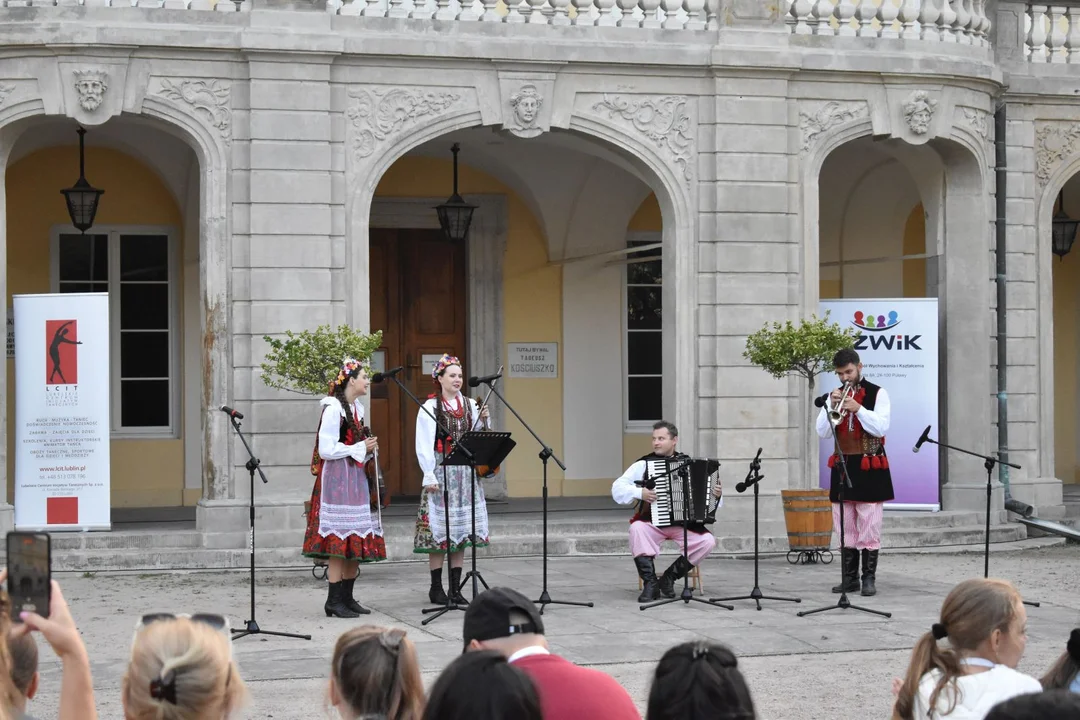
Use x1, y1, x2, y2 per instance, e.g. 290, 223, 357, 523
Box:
852, 310, 900, 332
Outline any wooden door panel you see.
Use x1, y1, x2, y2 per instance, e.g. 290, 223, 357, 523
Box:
368, 230, 402, 499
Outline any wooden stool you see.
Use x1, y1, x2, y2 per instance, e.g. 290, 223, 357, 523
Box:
639, 564, 704, 595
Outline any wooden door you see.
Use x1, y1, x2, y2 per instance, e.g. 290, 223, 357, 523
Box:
369, 228, 467, 499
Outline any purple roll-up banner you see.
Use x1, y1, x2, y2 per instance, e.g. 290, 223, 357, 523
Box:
818, 299, 940, 510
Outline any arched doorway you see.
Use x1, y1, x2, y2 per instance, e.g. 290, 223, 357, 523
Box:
1052, 173, 1080, 486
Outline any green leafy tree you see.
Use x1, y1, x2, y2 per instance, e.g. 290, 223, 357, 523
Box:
260, 325, 383, 396
743, 313, 857, 482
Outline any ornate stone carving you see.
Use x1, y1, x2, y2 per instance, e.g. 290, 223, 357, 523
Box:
1035, 121, 1080, 188
591, 95, 693, 182
507, 84, 543, 139
157, 79, 232, 139
960, 107, 990, 140
903, 90, 938, 135
799, 101, 869, 152
347, 87, 463, 161
73, 70, 109, 112
0, 83, 14, 107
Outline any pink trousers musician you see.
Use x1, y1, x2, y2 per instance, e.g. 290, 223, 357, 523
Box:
611, 421, 723, 603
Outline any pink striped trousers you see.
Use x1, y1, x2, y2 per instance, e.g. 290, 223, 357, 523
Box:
832, 501, 884, 550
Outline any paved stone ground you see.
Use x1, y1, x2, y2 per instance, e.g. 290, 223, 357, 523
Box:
21, 543, 1080, 719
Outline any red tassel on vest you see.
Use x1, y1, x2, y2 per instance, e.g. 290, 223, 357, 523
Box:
881, 455, 889, 470
828, 454, 837, 469
860, 455, 870, 471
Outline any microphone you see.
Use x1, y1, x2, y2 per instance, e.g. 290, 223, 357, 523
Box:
371, 367, 403, 383
219, 405, 243, 420
468, 372, 503, 388
814, 393, 829, 408
913, 425, 932, 453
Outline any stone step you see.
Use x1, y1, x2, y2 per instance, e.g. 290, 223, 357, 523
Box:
45, 522, 1027, 572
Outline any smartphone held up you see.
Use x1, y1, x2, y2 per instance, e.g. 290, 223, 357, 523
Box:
6, 532, 51, 621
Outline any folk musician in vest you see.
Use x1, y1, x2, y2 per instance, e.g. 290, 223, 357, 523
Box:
816, 348, 894, 598
611, 421, 723, 602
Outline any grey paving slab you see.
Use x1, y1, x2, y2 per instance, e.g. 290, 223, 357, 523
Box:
16, 545, 1080, 720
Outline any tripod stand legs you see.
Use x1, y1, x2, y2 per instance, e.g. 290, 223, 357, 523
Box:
797, 591, 891, 618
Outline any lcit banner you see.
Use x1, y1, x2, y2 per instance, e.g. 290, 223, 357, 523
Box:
14, 293, 111, 530
818, 299, 940, 510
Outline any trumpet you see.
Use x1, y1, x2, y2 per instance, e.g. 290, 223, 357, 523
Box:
826, 382, 856, 427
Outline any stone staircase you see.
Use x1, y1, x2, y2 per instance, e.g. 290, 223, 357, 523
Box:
36, 502, 1031, 572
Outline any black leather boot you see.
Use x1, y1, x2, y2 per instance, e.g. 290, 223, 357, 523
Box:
861, 549, 878, 596
428, 568, 449, 605
324, 581, 360, 618
448, 567, 468, 605
659, 556, 694, 599
635, 556, 660, 602
341, 577, 371, 615
831, 548, 860, 593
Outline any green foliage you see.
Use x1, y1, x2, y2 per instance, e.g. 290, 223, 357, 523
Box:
743, 313, 857, 388
261, 325, 383, 396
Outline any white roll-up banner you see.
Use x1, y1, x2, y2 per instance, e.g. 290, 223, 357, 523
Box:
14, 293, 111, 530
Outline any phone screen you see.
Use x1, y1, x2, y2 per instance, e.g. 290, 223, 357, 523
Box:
6, 532, 51, 621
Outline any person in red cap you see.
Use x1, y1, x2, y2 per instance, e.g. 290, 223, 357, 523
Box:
462, 587, 640, 720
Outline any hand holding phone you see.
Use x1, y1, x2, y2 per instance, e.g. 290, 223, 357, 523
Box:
6, 532, 51, 621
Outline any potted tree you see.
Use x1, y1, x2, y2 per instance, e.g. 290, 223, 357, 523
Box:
743, 313, 857, 561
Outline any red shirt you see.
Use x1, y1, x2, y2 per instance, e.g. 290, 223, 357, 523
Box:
512, 652, 640, 720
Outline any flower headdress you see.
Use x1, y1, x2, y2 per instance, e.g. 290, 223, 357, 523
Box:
330, 357, 364, 392
431, 353, 461, 380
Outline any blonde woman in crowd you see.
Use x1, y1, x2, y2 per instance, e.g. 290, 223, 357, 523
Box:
122, 614, 248, 720
328, 626, 424, 720
892, 578, 1042, 720
4, 572, 96, 720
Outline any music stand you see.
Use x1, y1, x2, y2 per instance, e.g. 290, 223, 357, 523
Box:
443, 431, 516, 601
798, 416, 891, 619
712, 449, 801, 610
641, 457, 733, 612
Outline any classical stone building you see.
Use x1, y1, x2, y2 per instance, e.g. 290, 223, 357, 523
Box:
0, 0, 1078, 554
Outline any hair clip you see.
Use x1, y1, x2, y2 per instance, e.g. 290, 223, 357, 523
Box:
150, 669, 178, 705
692, 643, 710, 660
1067, 628, 1080, 663
379, 629, 405, 652
931, 623, 948, 640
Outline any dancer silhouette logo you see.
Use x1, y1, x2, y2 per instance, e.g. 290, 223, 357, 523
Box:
45, 320, 82, 385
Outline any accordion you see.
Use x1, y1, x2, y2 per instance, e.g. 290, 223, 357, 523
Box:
642, 456, 721, 528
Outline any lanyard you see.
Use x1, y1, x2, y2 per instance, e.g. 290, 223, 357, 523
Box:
960, 658, 997, 669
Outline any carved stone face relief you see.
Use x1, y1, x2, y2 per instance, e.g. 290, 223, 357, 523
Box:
903, 90, 938, 136
73, 70, 109, 112
511, 84, 542, 127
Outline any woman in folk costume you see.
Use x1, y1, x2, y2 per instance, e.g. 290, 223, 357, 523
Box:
303, 357, 387, 618
414, 353, 490, 604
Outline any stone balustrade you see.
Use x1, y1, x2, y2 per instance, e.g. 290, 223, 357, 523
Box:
0, 0, 249, 8
1025, 3, 1080, 62
785, 0, 991, 45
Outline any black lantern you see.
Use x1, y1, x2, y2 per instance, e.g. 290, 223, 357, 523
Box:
434, 143, 476, 243
1052, 188, 1079, 261
60, 126, 104, 234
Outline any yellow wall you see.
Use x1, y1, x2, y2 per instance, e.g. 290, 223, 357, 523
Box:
628, 193, 661, 232
1054, 184, 1080, 483
5, 146, 185, 507
375, 158, 564, 497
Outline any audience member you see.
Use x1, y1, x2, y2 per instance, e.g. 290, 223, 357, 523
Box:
647, 641, 756, 720
122, 614, 248, 720
984, 689, 1080, 719
892, 578, 1042, 720
7, 633, 38, 720
461, 587, 640, 720
329, 626, 424, 720
422, 649, 542, 720
6, 573, 97, 720
1039, 627, 1080, 692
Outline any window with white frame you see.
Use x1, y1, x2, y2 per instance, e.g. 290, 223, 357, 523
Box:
625, 236, 662, 424
52, 227, 178, 436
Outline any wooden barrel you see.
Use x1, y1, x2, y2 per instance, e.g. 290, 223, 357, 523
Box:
780, 489, 833, 550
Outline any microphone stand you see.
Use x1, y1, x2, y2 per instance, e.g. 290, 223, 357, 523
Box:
476, 378, 593, 615
712, 449, 801, 611
379, 373, 472, 625
798, 408, 891, 620
224, 411, 311, 641
912, 428, 1039, 608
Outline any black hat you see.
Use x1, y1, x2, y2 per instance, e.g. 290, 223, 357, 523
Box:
462, 587, 545, 651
